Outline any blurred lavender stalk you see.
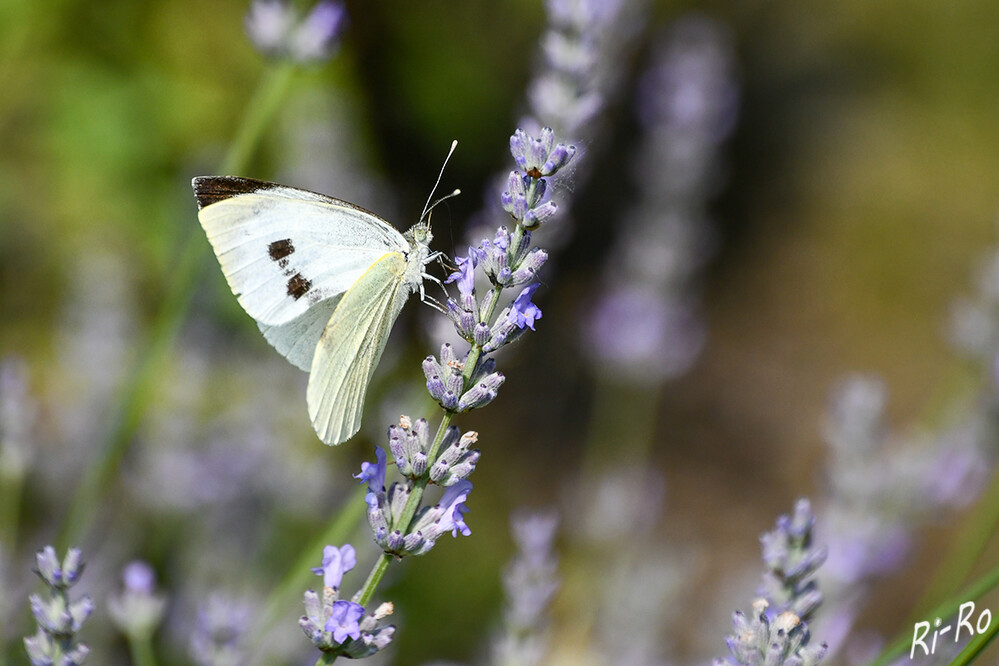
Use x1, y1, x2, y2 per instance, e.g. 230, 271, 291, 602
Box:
815, 371, 994, 657
715, 501, 828, 666
582, 15, 737, 383
24, 547, 93, 666
491, 511, 560, 666
108, 561, 167, 666
465, 0, 645, 247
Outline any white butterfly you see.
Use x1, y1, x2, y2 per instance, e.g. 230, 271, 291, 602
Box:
192, 172, 449, 446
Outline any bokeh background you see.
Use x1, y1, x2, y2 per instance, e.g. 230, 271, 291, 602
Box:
3, 0, 999, 664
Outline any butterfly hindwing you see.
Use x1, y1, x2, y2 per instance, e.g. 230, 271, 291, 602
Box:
307, 251, 412, 445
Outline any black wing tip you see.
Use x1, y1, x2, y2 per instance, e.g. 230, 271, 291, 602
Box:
192, 175, 279, 209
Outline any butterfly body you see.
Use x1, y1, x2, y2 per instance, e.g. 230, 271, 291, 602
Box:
193, 175, 434, 445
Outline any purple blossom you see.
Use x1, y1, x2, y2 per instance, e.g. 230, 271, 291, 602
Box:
290, 1, 347, 61
245, 0, 347, 63
325, 600, 364, 644
445, 252, 478, 299
354, 446, 386, 495
122, 561, 156, 594
311, 544, 357, 590
508, 284, 543, 331
437, 480, 473, 537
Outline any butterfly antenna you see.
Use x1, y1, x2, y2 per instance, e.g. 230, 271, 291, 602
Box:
421, 140, 459, 225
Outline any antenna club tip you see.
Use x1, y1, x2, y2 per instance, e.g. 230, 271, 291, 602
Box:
450, 139, 458, 149
452, 189, 461, 196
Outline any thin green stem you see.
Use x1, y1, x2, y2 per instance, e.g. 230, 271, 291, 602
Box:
355, 553, 392, 607
56, 62, 298, 551
126, 634, 157, 666
870, 557, 999, 666
949, 609, 999, 666
313, 652, 338, 666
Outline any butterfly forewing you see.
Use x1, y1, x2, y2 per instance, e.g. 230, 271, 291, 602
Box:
194, 176, 409, 328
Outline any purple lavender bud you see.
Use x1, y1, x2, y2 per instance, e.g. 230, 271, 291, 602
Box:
510, 248, 549, 286
508, 284, 543, 331
522, 200, 558, 230
509, 130, 532, 170
474, 323, 492, 346
386, 530, 406, 552
367, 501, 389, 541
325, 600, 364, 644
310, 544, 357, 590
504, 193, 530, 221
387, 481, 410, 523
496, 267, 513, 285
541, 142, 576, 175
458, 373, 505, 411
35, 546, 85, 589
484, 312, 519, 353
442, 449, 481, 485
443, 364, 464, 397
459, 308, 478, 340
425, 374, 447, 403
388, 426, 409, 473
403, 531, 426, 553
373, 526, 389, 549
428, 458, 449, 483
411, 451, 428, 477
422, 355, 441, 381
441, 391, 459, 411
479, 288, 498, 320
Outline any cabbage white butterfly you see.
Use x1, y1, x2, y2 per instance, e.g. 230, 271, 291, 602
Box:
193, 147, 455, 446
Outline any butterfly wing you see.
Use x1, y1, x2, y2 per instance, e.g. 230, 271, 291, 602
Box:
257, 294, 343, 371
193, 176, 409, 329
307, 251, 413, 445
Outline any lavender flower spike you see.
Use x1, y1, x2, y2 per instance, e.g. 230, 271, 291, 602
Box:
25, 546, 92, 666
108, 561, 167, 641
311, 544, 357, 590
245, 0, 347, 63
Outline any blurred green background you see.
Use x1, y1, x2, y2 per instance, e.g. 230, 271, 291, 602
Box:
4, 0, 999, 663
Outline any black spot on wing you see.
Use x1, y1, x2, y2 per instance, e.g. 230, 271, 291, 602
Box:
287, 273, 312, 300
191, 176, 284, 209
268, 239, 295, 261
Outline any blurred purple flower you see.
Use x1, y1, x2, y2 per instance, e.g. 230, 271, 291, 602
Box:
585, 285, 705, 382
245, 0, 347, 63
122, 561, 156, 594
